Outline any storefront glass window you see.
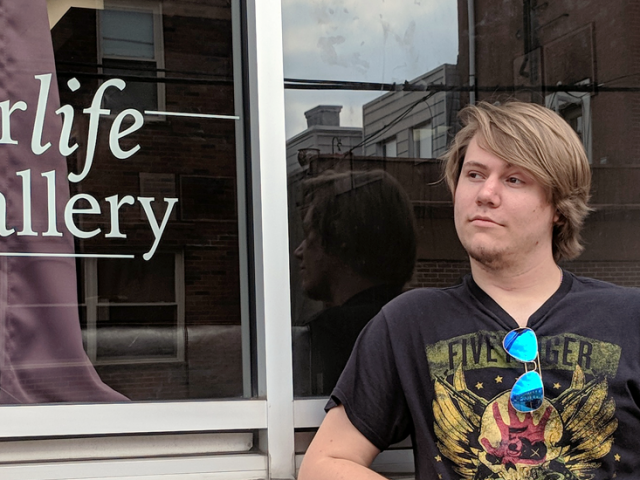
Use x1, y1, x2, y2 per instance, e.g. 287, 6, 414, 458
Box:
0, 0, 249, 404
283, 0, 460, 401
284, 0, 640, 428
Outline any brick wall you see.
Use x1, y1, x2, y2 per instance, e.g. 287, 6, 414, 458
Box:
562, 261, 640, 287
409, 260, 471, 288
409, 260, 640, 289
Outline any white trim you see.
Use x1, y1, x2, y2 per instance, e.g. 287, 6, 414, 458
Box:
0, 454, 268, 480
144, 111, 240, 120
245, 0, 295, 476
293, 398, 327, 428
545, 85, 592, 163
0, 433, 253, 463
0, 400, 267, 438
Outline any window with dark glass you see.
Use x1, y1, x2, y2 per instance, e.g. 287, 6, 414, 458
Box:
0, 0, 248, 405
283, 0, 640, 468
99, 6, 164, 112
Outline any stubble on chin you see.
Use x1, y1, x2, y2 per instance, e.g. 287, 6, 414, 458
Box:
466, 244, 512, 271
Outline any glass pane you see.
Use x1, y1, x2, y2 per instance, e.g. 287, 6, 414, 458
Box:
285, 0, 640, 408
413, 124, 432, 159
286, 1, 640, 476
101, 10, 155, 59
102, 59, 158, 111
98, 255, 174, 303
285, 0, 458, 398
96, 305, 178, 359
0, 1, 247, 404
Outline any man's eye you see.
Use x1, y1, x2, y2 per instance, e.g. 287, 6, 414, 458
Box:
507, 177, 523, 184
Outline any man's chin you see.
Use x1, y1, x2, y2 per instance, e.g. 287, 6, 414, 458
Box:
467, 246, 511, 269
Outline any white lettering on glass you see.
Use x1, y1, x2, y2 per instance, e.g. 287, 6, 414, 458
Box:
0, 100, 27, 145
42, 170, 63, 237
105, 195, 135, 239
138, 197, 179, 261
16, 169, 36, 236
0, 74, 188, 260
110, 109, 143, 159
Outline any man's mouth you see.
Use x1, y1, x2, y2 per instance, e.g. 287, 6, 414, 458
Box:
470, 216, 501, 225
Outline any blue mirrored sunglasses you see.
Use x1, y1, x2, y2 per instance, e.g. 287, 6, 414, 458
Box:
502, 327, 544, 413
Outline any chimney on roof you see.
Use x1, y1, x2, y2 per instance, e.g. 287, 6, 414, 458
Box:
304, 105, 342, 128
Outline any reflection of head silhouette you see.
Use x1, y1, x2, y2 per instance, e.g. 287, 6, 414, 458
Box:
298, 169, 416, 302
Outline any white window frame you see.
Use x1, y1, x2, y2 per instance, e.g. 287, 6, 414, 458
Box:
83, 253, 185, 365
97, 0, 166, 113
546, 82, 592, 163
412, 122, 433, 159
381, 136, 397, 158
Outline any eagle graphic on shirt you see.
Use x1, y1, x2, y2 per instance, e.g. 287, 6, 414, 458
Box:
426, 332, 620, 480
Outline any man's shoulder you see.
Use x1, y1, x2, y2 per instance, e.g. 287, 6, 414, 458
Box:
570, 272, 640, 292
390, 282, 468, 303
380, 282, 471, 321
567, 271, 640, 303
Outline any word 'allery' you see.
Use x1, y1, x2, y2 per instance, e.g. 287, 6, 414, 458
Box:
3, 170, 176, 261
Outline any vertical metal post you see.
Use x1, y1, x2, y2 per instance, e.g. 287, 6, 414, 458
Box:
244, 0, 296, 477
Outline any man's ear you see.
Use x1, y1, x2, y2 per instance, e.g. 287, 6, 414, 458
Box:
554, 210, 564, 225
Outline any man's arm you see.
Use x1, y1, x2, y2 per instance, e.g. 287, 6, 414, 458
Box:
298, 405, 386, 480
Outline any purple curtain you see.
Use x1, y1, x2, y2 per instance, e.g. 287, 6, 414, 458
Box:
0, 0, 127, 402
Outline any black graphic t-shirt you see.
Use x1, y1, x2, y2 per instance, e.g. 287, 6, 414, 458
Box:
327, 271, 640, 479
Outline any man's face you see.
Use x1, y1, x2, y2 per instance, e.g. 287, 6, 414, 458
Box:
453, 134, 558, 270
294, 208, 335, 302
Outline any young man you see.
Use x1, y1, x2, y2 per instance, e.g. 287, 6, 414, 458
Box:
299, 102, 640, 479
293, 169, 416, 395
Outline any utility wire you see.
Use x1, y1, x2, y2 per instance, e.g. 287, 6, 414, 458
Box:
347, 91, 437, 155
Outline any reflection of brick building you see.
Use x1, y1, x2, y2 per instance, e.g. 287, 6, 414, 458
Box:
362, 64, 460, 160
52, 4, 244, 400
457, 0, 640, 285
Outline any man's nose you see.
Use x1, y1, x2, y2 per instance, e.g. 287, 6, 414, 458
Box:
476, 177, 501, 206
294, 240, 305, 259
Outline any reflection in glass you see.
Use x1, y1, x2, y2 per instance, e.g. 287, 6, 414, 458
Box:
0, 0, 246, 404
284, 0, 640, 405
292, 169, 416, 396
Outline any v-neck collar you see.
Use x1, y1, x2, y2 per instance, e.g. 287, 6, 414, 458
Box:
465, 269, 573, 329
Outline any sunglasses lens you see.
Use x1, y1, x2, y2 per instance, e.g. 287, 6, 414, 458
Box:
510, 371, 544, 412
504, 328, 538, 363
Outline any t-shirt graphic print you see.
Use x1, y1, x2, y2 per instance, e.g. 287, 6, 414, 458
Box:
427, 330, 621, 480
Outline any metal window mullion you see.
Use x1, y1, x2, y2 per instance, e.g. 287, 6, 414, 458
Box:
245, 0, 295, 476
231, 0, 253, 400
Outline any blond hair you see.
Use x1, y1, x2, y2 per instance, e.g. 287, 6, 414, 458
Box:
443, 101, 592, 261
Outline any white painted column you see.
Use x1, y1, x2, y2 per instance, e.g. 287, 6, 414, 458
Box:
244, 0, 295, 477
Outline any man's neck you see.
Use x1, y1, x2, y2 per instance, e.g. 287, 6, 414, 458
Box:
470, 256, 563, 328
